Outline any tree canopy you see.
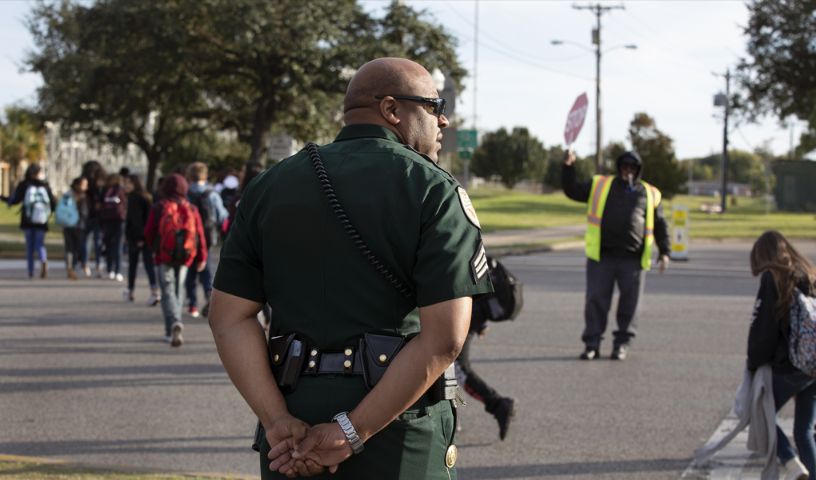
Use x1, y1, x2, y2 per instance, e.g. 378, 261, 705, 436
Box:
0, 107, 45, 185
627, 113, 685, 198
737, 0, 816, 153
471, 127, 547, 189
26, 0, 466, 189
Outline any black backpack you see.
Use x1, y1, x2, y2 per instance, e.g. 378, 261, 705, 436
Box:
188, 188, 217, 249
471, 256, 524, 331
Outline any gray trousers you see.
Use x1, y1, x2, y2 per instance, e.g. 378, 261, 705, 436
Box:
582, 256, 645, 349
158, 264, 188, 336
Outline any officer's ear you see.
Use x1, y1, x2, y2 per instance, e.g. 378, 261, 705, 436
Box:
378, 96, 401, 127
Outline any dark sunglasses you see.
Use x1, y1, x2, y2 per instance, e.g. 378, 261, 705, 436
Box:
375, 95, 447, 117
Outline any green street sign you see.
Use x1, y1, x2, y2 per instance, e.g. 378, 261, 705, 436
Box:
457, 129, 478, 151
458, 149, 473, 160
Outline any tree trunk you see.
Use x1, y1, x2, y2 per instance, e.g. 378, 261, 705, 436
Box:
145, 152, 162, 193
248, 99, 274, 164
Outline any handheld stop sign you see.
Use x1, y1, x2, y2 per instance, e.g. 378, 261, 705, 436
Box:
563, 92, 589, 147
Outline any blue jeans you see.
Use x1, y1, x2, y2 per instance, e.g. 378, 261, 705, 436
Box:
158, 264, 188, 336
81, 219, 102, 268
774, 369, 816, 477
23, 228, 47, 277
185, 252, 212, 308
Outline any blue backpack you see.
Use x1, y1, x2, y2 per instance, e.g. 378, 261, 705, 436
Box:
55, 193, 79, 228
789, 288, 816, 377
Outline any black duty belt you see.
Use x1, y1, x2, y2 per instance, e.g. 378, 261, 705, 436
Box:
267, 332, 456, 402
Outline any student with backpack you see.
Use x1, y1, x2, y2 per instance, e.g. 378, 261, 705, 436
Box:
56, 177, 89, 280
99, 174, 128, 281
3, 164, 56, 279
80, 161, 107, 278
184, 162, 228, 318
144, 173, 207, 347
747, 230, 816, 480
123, 174, 159, 305
456, 255, 522, 441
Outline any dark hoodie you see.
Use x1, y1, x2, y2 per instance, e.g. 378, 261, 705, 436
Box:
562, 151, 670, 259
7, 178, 57, 230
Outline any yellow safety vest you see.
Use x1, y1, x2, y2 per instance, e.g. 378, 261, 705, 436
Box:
585, 175, 662, 270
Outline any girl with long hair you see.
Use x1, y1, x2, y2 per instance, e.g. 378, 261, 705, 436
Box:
99, 173, 127, 281
60, 177, 88, 280
123, 174, 159, 304
748, 230, 816, 480
4, 163, 56, 278
80, 160, 107, 277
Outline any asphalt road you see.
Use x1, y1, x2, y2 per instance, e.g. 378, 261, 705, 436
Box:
1, 241, 810, 479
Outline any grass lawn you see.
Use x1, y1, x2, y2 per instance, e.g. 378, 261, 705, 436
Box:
469, 187, 815, 240
0, 189, 812, 258
0, 205, 64, 258
0, 458, 243, 480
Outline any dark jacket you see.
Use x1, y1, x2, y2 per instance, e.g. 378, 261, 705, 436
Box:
6, 179, 56, 230
747, 271, 813, 373
562, 154, 670, 258
125, 192, 151, 242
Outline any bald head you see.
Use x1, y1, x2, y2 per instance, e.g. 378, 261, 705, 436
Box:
342, 57, 449, 162
343, 58, 434, 114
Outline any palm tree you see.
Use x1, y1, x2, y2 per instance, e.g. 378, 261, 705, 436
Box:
0, 107, 45, 186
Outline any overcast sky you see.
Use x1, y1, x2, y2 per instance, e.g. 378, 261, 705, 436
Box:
0, 0, 805, 160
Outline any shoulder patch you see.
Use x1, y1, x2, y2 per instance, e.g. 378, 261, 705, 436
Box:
470, 242, 488, 284
457, 187, 481, 229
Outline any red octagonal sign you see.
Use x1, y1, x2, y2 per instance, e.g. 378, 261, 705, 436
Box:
563, 92, 589, 146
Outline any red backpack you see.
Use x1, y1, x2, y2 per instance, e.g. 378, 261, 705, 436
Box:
154, 199, 198, 266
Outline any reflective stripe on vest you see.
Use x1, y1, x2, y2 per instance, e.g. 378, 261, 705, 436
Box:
585, 176, 661, 270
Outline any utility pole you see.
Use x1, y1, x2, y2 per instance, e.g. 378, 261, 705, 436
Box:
574, 3, 624, 173
719, 69, 731, 214
464, 0, 478, 190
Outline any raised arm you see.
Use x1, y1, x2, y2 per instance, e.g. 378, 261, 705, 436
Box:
561, 150, 592, 203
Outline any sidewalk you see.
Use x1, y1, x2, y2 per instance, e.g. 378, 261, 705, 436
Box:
481, 224, 585, 254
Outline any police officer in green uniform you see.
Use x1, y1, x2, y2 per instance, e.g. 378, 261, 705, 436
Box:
209, 57, 493, 479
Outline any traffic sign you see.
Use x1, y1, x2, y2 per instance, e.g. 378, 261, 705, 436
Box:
457, 129, 478, 151
670, 204, 690, 261
563, 92, 589, 146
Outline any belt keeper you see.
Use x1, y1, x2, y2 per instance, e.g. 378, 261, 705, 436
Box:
305, 348, 319, 374
343, 347, 354, 374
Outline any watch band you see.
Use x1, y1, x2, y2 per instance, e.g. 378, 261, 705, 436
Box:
332, 411, 364, 454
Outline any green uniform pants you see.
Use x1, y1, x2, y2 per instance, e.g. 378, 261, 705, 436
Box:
259, 376, 457, 480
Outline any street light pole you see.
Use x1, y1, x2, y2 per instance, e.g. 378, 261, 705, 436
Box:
574, 3, 624, 173
720, 69, 730, 214
594, 15, 602, 173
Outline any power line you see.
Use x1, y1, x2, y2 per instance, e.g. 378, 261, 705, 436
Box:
443, 2, 594, 64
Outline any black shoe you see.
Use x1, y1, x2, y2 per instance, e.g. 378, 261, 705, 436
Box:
611, 345, 628, 360
492, 397, 516, 441
579, 347, 599, 360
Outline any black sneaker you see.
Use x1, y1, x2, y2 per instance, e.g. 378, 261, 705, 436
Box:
611, 344, 628, 360
492, 397, 516, 441
579, 347, 599, 360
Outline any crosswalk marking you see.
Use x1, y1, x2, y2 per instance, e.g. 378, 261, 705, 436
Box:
681, 413, 794, 479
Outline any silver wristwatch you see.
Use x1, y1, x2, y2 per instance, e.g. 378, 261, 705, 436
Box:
331, 411, 364, 455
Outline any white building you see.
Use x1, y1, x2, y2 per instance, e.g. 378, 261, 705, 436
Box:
42, 122, 147, 195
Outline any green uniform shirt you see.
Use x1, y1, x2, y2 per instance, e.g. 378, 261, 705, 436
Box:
214, 124, 492, 347
214, 124, 492, 480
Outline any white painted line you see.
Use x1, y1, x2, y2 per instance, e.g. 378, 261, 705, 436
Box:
682, 413, 793, 480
